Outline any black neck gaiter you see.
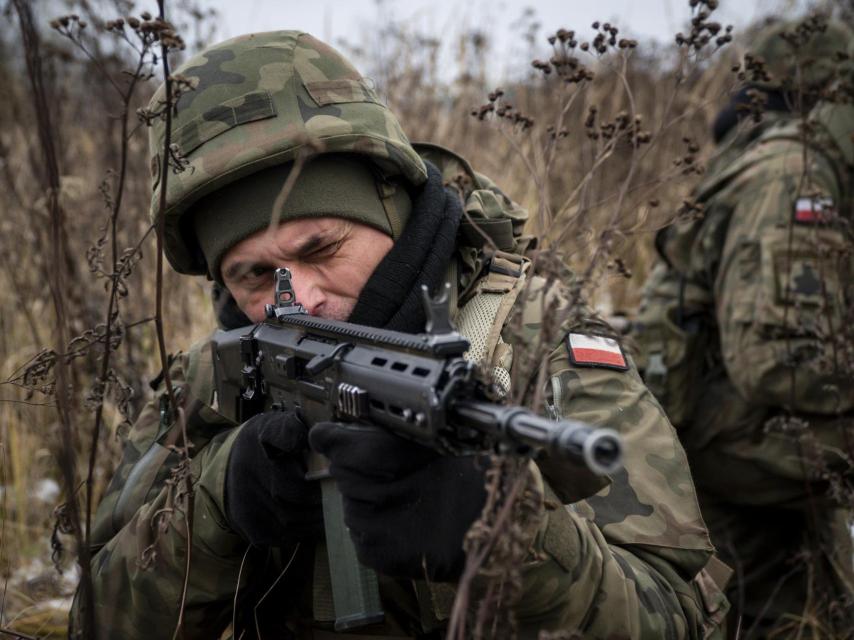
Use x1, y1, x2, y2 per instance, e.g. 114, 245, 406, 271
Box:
348, 161, 463, 334
712, 86, 793, 143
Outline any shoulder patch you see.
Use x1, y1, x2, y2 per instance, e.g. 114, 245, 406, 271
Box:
794, 196, 835, 224
566, 333, 628, 371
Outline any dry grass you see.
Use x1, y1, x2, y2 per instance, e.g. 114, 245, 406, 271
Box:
352, 18, 741, 312
0, 0, 833, 636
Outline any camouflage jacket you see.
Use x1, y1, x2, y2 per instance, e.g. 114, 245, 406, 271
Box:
74, 149, 727, 639
633, 108, 854, 504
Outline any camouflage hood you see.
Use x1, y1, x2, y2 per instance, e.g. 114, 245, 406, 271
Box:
148, 31, 428, 275
810, 101, 854, 167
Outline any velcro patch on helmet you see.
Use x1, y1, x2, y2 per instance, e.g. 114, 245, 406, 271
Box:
566, 333, 628, 371
173, 90, 277, 157
305, 78, 382, 107
794, 196, 835, 224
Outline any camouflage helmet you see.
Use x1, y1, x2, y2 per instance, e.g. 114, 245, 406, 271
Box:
147, 31, 428, 275
746, 16, 853, 93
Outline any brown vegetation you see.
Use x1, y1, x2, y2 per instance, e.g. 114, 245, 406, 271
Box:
0, 0, 840, 637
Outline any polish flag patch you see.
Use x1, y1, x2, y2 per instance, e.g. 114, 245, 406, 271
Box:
566, 333, 628, 371
794, 196, 835, 224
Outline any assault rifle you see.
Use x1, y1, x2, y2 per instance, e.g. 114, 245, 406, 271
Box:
210, 268, 622, 631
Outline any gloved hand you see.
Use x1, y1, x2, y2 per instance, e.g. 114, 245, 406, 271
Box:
309, 422, 487, 582
225, 411, 322, 546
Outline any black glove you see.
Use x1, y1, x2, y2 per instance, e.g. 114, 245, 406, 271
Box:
309, 422, 487, 582
225, 411, 322, 546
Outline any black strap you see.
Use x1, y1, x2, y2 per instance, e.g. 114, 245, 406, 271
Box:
148, 353, 177, 391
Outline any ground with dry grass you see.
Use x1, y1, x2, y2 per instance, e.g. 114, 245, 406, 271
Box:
0, 0, 841, 637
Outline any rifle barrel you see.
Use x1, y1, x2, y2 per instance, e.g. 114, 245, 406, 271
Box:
451, 400, 623, 476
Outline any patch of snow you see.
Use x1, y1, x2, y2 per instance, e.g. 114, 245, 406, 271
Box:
44, 596, 73, 610
60, 563, 81, 592
31, 478, 60, 503
11, 558, 49, 583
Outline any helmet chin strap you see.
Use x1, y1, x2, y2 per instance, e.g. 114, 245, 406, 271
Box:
376, 178, 412, 240
365, 160, 413, 241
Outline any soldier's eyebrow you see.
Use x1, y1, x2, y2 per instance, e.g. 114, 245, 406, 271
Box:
222, 229, 344, 282
290, 232, 328, 256
288, 222, 352, 257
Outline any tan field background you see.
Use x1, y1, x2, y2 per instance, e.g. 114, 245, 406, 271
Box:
0, 0, 848, 636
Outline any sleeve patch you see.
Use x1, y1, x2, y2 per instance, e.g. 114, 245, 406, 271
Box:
794, 196, 835, 224
566, 333, 628, 371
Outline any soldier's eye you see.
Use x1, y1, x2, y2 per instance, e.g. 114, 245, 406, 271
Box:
246, 265, 271, 281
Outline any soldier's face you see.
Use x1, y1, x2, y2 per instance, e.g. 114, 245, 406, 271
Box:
221, 217, 394, 323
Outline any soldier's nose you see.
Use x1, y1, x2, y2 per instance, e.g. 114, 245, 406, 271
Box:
289, 275, 325, 316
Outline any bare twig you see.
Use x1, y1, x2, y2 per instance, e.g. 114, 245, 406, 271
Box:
11, 1, 94, 636
83, 24, 153, 567
148, 3, 195, 637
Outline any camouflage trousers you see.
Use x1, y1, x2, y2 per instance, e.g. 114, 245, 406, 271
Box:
698, 493, 853, 639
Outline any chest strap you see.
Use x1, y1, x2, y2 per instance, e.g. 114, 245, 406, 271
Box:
455, 252, 530, 395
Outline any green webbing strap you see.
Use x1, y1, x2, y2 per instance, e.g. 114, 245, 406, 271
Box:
459, 218, 516, 251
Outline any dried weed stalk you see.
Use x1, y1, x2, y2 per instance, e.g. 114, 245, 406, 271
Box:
2, 1, 208, 636
10, 1, 93, 635
447, 1, 739, 635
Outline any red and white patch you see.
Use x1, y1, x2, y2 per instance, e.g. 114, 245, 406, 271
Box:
794, 196, 835, 224
566, 333, 628, 371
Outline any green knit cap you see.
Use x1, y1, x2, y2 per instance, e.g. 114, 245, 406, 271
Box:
191, 154, 412, 281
